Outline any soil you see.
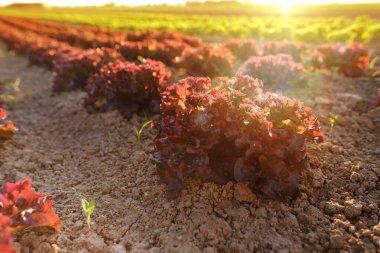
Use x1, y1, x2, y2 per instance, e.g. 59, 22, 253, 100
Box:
0, 46, 379, 253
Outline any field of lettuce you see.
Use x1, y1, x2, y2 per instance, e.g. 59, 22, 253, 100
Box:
0, 5, 379, 253
1, 4, 380, 44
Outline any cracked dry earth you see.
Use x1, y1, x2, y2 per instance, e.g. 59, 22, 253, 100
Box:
0, 48, 379, 253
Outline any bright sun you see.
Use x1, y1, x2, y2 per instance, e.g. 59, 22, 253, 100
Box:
279, 2, 291, 12
264, 0, 307, 12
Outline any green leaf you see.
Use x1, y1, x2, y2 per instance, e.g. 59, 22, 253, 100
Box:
87, 200, 95, 215
81, 198, 95, 228
369, 55, 380, 69
81, 198, 88, 212
134, 120, 152, 143
328, 113, 339, 127
372, 70, 380, 77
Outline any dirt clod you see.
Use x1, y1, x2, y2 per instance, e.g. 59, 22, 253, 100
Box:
344, 200, 363, 218
324, 201, 344, 214
329, 229, 346, 249
233, 183, 256, 203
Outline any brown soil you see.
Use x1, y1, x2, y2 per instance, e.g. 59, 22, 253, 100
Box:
0, 48, 379, 253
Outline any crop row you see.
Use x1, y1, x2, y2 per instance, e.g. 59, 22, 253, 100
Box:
0, 8, 379, 44
0, 18, 376, 200
0, 18, 327, 199
0, 19, 372, 197
0, 17, 372, 81
0, 15, 377, 253
0, 16, 201, 51
0, 21, 316, 120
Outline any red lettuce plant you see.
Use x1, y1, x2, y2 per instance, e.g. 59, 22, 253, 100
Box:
53, 47, 124, 92
84, 59, 173, 118
222, 39, 260, 61
339, 42, 370, 77
237, 54, 306, 92
0, 108, 17, 139
26, 40, 74, 70
173, 45, 234, 78
117, 39, 188, 65
0, 179, 62, 231
159, 40, 191, 65
153, 74, 323, 200
263, 40, 308, 62
311, 44, 343, 70
0, 22, 72, 71
312, 42, 370, 77
0, 179, 62, 252
0, 23, 25, 53
126, 30, 202, 47
0, 215, 15, 253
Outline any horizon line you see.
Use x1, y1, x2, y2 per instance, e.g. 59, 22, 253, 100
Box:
2, 2, 380, 7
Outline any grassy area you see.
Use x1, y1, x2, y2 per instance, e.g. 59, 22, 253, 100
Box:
0, 3, 379, 44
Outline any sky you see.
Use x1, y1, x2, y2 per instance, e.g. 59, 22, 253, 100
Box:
1, 0, 380, 7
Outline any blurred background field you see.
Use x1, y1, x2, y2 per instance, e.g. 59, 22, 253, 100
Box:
0, 1, 379, 44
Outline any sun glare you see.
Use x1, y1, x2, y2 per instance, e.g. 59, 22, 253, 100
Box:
263, 0, 301, 13
280, 2, 291, 12
0, 0, 378, 7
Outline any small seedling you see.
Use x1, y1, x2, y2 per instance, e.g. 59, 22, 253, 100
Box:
328, 113, 339, 135
107, 132, 117, 151
0, 78, 21, 105
10, 78, 20, 92
26, 89, 35, 99
81, 198, 95, 229
44, 177, 52, 185
134, 120, 152, 143
10, 97, 20, 107
369, 55, 380, 77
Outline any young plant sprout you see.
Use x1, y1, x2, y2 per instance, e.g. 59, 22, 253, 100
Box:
10, 78, 20, 92
81, 198, 95, 229
26, 88, 35, 99
0, 78, 21, 106
107, 132, 117, 151
369, 55, 380, 77
134, 120, 152, 143
328, 113, 339, 135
